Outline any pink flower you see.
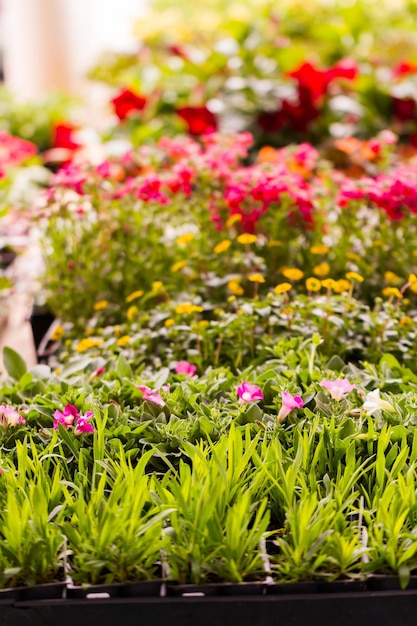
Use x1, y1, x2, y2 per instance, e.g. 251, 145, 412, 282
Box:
53, 403, 79, 429
320, 379, 356, 401
137, 385, 169, 407
277, 391, 303, 422
0, 405, 26, 427
237, 382, 264, 403
74, 412, 94, 436
175, 361, 197, 376
91, 366, 106, 379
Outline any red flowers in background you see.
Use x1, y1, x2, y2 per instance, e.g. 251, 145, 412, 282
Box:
0, 131, 37, 177
52, 123, 81, 151
176, 106, 217, 135
111, 88, 147, 121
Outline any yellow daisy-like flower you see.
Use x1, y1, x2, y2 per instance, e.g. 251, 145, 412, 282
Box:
248, 273, 265, 283
273, 282, 292, 295
382, 287, 403, 299
410, 282, 417, 294
227, 295, 236, 303
164, 318, 175, 327
384, 271, 401, 284
226, 214, 242, 228
305, 277, 321, 292
127, 305, 138, 321
310, 244, 330, 255
152, 281, 163, 293
117, 335, 131, 347
346, 271, 364, 283
171, 260, 188, 272
237, 233, 258, 245
281, 306, 294, 316
176, 232, 195, 245
214, 239, 232, 254
346, 252, 361, 261
281, 267, 304, 281
198, 320, 209, 328
408, 273, 417, 284
399, 316, 413, 327
228, 279, 244, 296
51, 325, 64, 342
321, 278, 337, 290
333, 279, 351, 294
76, 338, 103, 353
313, 263, 330, 277
94, 300, 108, 311
125, 290, 144, 303
413, 250, 417, 258
175, 302, 203, 315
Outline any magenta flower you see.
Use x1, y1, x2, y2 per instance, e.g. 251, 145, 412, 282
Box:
91, 366, 106, 379
237, 382, 264, 403
175, 361, 197, 376
53, 403, 79, 429
137, 384, 169, 407
74, 412, 94, 436
277, 391, 304, 422
0, 405, 26, 427
320, 379, 355, 401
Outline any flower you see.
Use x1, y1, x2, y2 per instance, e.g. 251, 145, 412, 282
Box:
274, 282, 292, 295
51, 325, 64, 341
125, 290, 144, 303
382, 287, 402, 299
91, 367, 105, 379
237, 382, 264, 403
94, 300, 108, 311
313, 263, 330, 277
228, 279, 244, 295
111, 88, 147, 121
74, 412, 94, 435
76, 338, 104, 352
346, 272, 364, 283
281, 268, 304, 281
176, 232, 195, 245
53, 404, 79, 429
362, 389, 395, 415
306, 277, 321, 292
137, 384, 169, 407
176, 105, 217, 135
214, 239, 232, 254
175, 361, 197, 376
171, 260, 188, 272
333, 279, 351, 293
277, 391, 304, 422
237, 233, 257, 245
175, 302, 203, 314
0, 405, 26, 427
52, 122, 81, 152
127, 305, 138, 321
320, 379, 356, 401
310, 244, 329, 255
248, 273, 265, 283
164, 318, 175, 327
117, 335, 131, 347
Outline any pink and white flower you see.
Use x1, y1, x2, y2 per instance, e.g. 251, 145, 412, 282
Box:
175, 361, 197, 376
277, 391, 304, 422
237, 382, 264, 403
137, 384, 170, 407
53, 403, 79, 429
74, 412, 94, 436
320, 379, 355, 401
0, 405, 26, 427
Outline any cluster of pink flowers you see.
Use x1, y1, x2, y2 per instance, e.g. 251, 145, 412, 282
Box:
0, 405, 26, 428
0, 131, 37, 177
53, 404, 94, 435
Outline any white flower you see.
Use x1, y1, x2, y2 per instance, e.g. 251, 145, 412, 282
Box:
362, 389, 395, 415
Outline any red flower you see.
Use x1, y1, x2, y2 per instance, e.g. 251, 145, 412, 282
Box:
392, 97, 416, 121
110, 88, 147, 121
176, 106, 217, 135
289, 59, 357, 103
394, 61, 417, 78
52, 123, 81, 151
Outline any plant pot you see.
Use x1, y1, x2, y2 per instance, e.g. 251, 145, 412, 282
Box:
366, 574, 417, 591
166, 583, 221, 597
217, 581, 266, 596
29, 307, 55, 351
67, 580, 163, 599
265, 581, 320, 595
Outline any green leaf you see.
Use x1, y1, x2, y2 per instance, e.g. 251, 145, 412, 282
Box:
2, 346, 27, 380
116, 354, 133, 378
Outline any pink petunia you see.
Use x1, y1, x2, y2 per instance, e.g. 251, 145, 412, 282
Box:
320, 379, 356, 401
0, 405, 26, 427
74, 412, 94, 436
137, 384, 169, 407
277, 391, 304, 422
237, 382, 264, 403
53, 403, 79, 430
175, 361, 197, 376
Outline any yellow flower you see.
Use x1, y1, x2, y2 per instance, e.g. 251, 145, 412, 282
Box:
248, 273, 265, 283
198, 320, 209, 327
152, 281, 163, 293
281, 307, 294, 316
373, 239, 383, 247
382, 287, 403, 299
171, 260, 188, 272
310, 244, 330, 255
410, 282, 417, 294
399, 316, 413, 327
125, 290, 144, 303
267, 240, 282, 247
127, 305, 138, 321
408, 273, 417, 284
176, 232, 195, 245
313, 263, 330, 277
214, 308, 224, 316
305, 277, 321, 292
227, 295, 236, 303
76, 338, 103, 353
333, 279, 351, 294
175, 302, 203, 315
94, 300, 108, 311
226, 214, 242, 228
214, 239, 232, 254
346, 252, 361, 261
384, 271, 401, 284
51, 325, 64, 341
281, 267, 304, 281
346, 271, 364, 283
321, 279, 337, 290
228, 279, 244, 296
117, 335, 131, 347
54, 368, 61, 376
273, 282, 292, 295
237, 233, 257, 245
413, 250, 417, 258
164, 318, 175, 327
